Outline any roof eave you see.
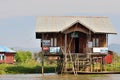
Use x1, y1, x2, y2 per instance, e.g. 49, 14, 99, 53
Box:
0, 52, 16, 53
36, 31, 61, 39
94, 32, 117, 34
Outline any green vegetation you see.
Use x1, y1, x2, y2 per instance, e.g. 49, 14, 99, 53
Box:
0, 51, 56, 74
14, 51, 32, 63
0, 61, 56, 74
105, 53, 120, 71
1, 50, 120, 74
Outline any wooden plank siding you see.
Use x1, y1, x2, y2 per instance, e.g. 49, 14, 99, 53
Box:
92, 34, 107, 47
66, 33, 87, 53
62, 23, 90, 53
63, 23, 89, 34
40, 23, 108, 54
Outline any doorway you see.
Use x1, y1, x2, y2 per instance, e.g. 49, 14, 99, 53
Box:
75, 38, 79, 53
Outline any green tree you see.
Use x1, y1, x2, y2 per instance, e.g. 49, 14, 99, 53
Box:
15, 50, 32, 63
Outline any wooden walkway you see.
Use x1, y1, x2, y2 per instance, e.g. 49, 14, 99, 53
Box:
63, 71, 120, 74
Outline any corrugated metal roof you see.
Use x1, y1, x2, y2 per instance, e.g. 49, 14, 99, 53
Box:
0, 46, 16, 53
36, 16, 116, 34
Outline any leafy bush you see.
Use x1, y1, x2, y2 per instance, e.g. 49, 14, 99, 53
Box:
105, 52, 120, 71
0, 50, 57, 74
14, 51, 32, 63
0, 61, 56, 74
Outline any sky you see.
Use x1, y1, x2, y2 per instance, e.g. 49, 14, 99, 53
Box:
0, 0, 120, 49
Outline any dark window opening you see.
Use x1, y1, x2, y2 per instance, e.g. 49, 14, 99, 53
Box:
75, 38, 79, 53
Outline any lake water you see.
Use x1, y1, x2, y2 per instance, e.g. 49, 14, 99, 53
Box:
0, 73, 120, 80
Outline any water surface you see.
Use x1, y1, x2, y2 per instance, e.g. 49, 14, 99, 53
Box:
0, 73, 120, 80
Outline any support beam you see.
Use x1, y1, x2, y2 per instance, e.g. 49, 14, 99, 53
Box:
106, 34, 108, 47
41, 33, 44, 75
64, 34, 67, 72
64, 34, 67, 53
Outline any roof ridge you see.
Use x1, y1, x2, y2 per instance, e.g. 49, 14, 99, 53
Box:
37, 16, 108, 18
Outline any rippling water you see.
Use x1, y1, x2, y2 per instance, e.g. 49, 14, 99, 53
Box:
0, 73, 120, 80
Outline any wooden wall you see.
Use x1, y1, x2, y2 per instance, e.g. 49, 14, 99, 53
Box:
41, 23, 107, 54
92, 34, 107, 47
63, 23, 89, 34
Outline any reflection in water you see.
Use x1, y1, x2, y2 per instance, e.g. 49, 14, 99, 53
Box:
0, 73, 120, 80
0, 73, 89, 80
40, 74, 89, 80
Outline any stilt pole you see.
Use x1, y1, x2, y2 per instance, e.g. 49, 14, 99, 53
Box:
65, 34, 67, 53
42, 50, 44, 75
64, 34, 67, 72
41, 33, 44, 75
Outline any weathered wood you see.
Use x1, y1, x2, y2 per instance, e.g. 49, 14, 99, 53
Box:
64, 34, 67, 53
38, 22, 109, 74
44, 53, 63, 56
41, 33, 44, 75
63, 23, 89, 34
90, 53, 107, 72
64, 71, 120, 74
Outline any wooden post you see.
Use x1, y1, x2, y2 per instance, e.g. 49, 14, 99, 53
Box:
106, 34, 108, 47
42, 50, 44, 75
41, 33, 44, 75
65, 34, 67, 53
64, 34, 67, 72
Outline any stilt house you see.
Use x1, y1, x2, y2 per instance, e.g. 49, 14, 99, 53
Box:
36, 16, 116, 73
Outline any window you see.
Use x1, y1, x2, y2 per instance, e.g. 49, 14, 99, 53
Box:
50, 38, 53, 46
50, 38, 57, 47
92, 38, 99, 47
0, 54, 5, 60
92, 38, 95, 47
96, 38, 99, 47
54, 38, 57, 46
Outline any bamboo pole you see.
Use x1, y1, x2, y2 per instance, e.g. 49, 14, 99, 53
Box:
41, 33, 44, 75
64, 34, 67, 72
65, 34, 67, 54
